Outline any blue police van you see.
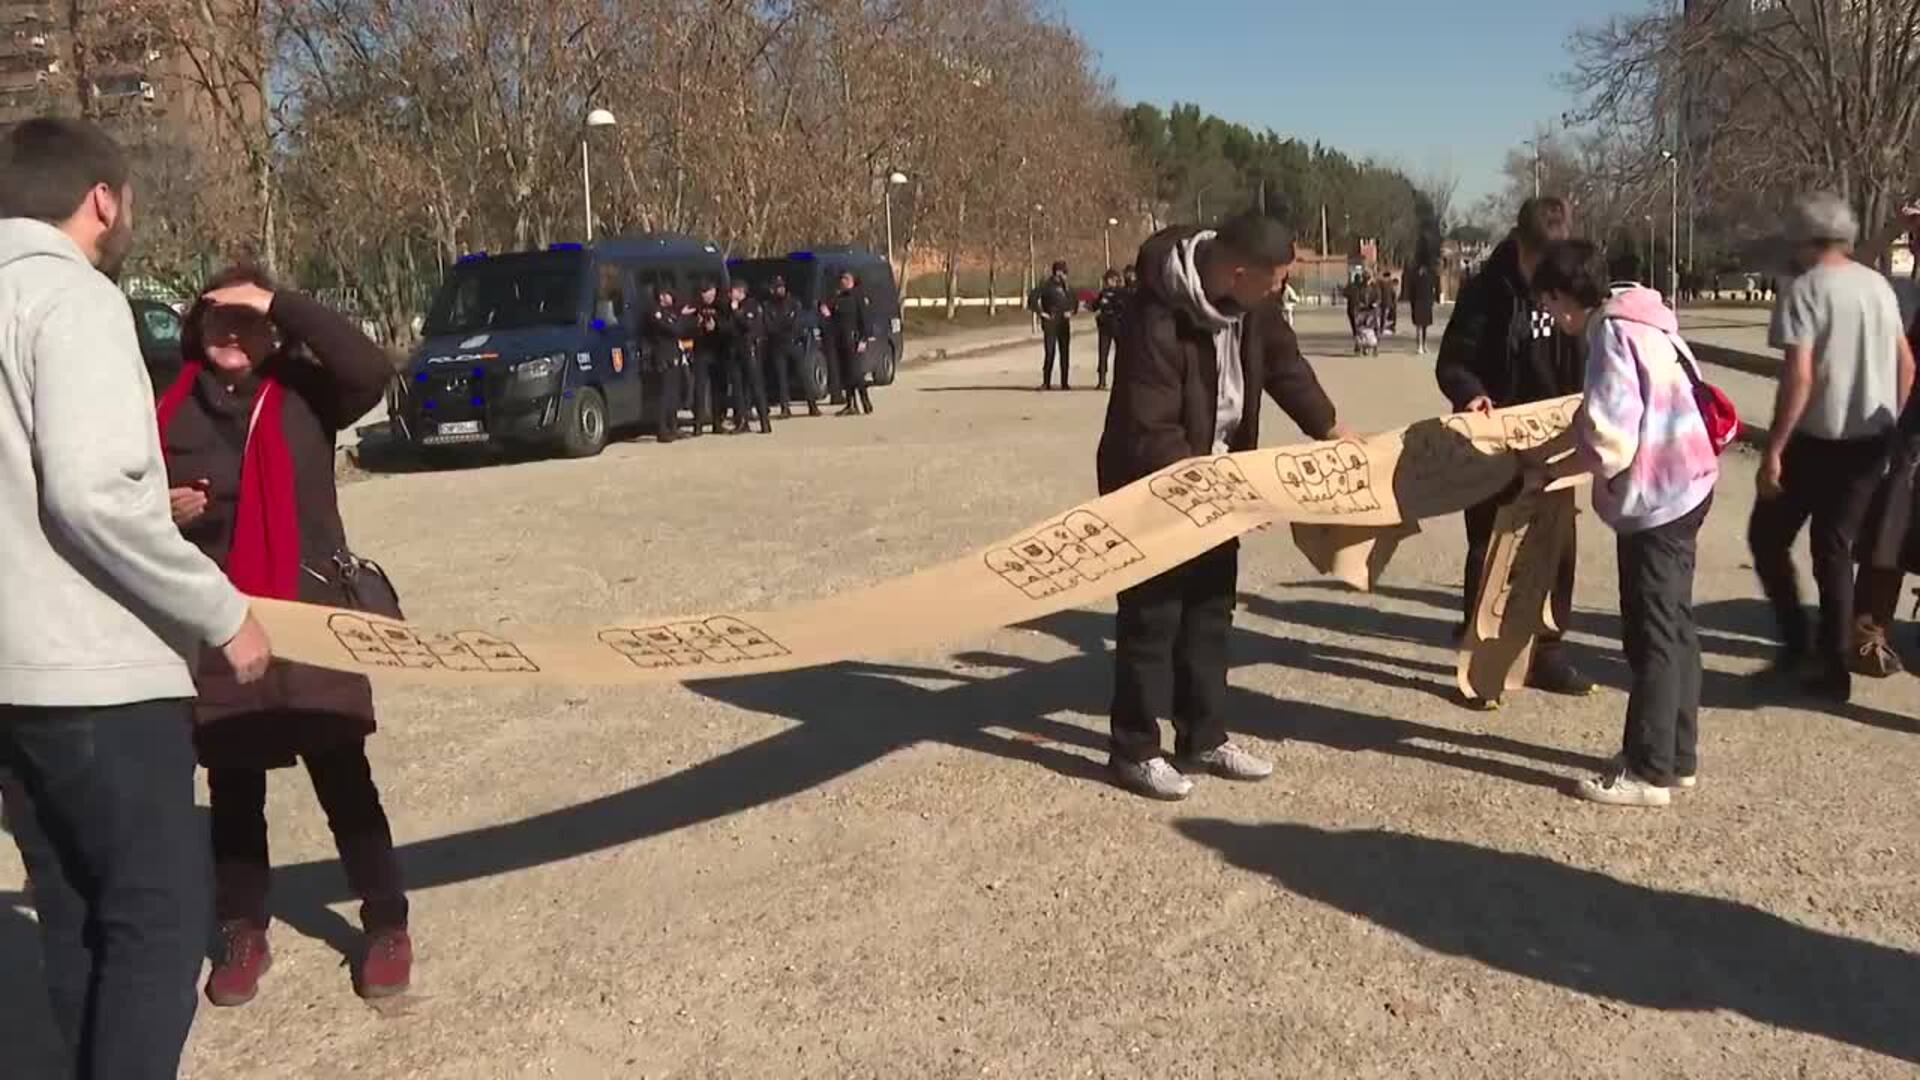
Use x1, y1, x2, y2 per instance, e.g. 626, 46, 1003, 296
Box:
392, 235, 729, 458
727, 246, 903, 402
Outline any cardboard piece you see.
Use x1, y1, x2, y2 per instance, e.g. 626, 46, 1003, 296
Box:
1454, 489, 1578, 702
253, 396, 1584, 686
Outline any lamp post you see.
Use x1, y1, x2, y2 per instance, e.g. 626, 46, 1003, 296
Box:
884, 171, 908, 289
1645, 213, 1655, 289
1028, 202, 1042, 332
1104, 217, 1118, 269
1660, 149, 1680, 307
581, 108, 617, 241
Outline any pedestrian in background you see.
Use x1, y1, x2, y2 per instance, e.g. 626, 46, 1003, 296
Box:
1404, 260, 1437, 355
1750, 191, 1915, 701
1435, 196, 1594, 702
1097, 210, 1352, 801
761, 275, 817, 419
643, 286, 692, 442
1032, 259, 1077, 390
719, 280, 772, 434
0, 115, 273, 1079
156, 265, 416, 1006
1524, 240, 1720, 808
1092, 267, 1126, 390
691, 281, 725, 436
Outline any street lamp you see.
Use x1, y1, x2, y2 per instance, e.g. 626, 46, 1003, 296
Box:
884, 171, 908, 289
1644, 213, 1655, 289
581, 108, 617, 241
1660, 149, 1680, 307
1104, 217, 1119, 269
1028, 202, 1043, 331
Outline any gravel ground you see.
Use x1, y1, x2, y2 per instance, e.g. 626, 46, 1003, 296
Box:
4, 308, 1918, 1079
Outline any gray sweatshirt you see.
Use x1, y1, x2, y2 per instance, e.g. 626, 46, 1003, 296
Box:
0, 219, 247, 706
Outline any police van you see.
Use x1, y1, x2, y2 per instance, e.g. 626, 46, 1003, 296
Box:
393, 235, 729, 458
727, 246, 903, 401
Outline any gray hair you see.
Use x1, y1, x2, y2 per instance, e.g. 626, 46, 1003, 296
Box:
1789, 191, 1859, 247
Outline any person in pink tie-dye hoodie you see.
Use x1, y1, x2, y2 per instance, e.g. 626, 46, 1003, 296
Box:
1521, 239, 1720, 808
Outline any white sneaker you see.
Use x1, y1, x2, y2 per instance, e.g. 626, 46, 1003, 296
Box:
1675, 772, 1698, 790
1576, 767, 1672, 807
1110, 756, 1193, 801
1177, 741, 1274, 781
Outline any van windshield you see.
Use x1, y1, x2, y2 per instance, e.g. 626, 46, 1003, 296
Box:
731, 258, 818, 305
423, 251, 584, 337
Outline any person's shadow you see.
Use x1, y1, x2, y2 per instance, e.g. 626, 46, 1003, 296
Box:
1, 889, 62, 1073
1177, 820, 1920, 1065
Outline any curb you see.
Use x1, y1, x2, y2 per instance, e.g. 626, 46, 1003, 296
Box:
901, 332, 1038, 370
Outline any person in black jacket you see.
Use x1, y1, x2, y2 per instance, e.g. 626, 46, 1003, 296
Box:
1097, 212, 1354, 801
822, 270, 872, 416
1404, 261, 1438, 355
1031, 260, 1077, 389
723, 280, 773, 434
690, 280, 726, 435
761, 276, 817, 419
1435, 194, 1592, 699
643, 287, 694, 443
1092, 267, 1126, 390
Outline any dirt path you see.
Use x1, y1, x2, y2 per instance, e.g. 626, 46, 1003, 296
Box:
5, 309, 1917, 1078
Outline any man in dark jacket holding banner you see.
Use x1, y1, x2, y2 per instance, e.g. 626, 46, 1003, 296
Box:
1096, 211, 1352, 801
1435, 195, 1593, 700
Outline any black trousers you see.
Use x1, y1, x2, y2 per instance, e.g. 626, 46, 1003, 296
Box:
649, 356, 683, 441
1618, 497, 1710, 785
1042, 320, 1072, 388
208, 737, 407, 933
832, 337, 871, 411
0, 699, 208, 1080
1110, 542, 1237, 762
731, 342, 771, 429
1464, 493, 1576, 646
1096, 324, 1115, 384
1747, 433, 1888, 666
689, 347, 717, 427
766, 340, 802, 409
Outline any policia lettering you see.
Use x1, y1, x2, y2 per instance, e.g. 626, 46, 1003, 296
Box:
253, 396, 1583, 689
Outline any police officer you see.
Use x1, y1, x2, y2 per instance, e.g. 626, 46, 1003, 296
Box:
1092, 267, 1126, 391
821, 269, 872, 416
691, 280, 725, 435
643, 287, 693, 444
1030, 259, 1076, 390
761, 275, 818, 419
723, 280, 773, 434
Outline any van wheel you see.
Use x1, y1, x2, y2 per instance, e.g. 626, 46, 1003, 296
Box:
801, 343, 831, 401
558, 388, 608, 458
869, 337, 899, 386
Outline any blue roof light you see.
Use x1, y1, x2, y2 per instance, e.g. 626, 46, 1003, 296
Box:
470, 396, 484, 408
787, 251, 815, 261
549, 242, 584, 251
590, 318, 606, 332
457, 251, 488, 264
414, 372, 428, 383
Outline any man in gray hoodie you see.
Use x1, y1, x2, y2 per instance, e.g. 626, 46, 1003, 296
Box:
0, 116, 272, 1078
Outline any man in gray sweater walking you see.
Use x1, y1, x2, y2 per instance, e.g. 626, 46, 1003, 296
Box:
0, 117, 273, 1078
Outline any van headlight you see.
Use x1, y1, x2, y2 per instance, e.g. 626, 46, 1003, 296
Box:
514, 355, 560, 381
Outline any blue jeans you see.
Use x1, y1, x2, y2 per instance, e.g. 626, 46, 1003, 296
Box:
1, 699, 209, 1079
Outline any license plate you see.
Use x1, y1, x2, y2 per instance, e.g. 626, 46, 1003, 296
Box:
437, 420, 482, 436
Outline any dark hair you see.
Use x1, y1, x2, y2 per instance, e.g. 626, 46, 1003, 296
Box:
1530, 239, 1606, 308
1051, 260, 1068, 275
1213, 210, 1295, 269
1516, 196, 1572, 250
0, 116, 131, 222
182, 263, 280, 362
1103, 268, 1121, 282
1603, 233, 1643, 285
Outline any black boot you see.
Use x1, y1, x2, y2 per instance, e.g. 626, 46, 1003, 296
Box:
807, 402, 822, 417
780, 405, 793, 420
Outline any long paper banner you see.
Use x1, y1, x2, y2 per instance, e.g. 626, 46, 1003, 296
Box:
253, 396, 1585, 685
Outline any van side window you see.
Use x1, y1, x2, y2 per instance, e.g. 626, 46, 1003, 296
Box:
594, 264, 625, 327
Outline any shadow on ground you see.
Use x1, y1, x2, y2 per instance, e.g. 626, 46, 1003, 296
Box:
1178, 820, 1920, 1065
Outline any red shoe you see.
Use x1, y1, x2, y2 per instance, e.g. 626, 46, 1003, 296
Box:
206, 920, 272, 1007
356, 927, 412, 999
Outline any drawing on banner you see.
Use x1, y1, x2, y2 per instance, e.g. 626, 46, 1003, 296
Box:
1273, 441, 1379, 515
1149, 459, 1262, 526
985, 510, 1145, 599
328, 614, 541, 672
1396, 416, 1508, 505
600, 617, 790, 668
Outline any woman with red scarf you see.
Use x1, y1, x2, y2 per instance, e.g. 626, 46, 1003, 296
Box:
156, 265, 411, 1006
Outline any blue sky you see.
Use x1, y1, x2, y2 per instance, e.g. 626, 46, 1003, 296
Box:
1054, 0, 1645, 205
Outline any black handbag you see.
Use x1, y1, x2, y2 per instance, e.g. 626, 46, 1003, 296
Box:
302, 552, 404, 619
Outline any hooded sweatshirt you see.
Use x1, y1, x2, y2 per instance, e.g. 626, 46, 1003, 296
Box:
0, 218, 248, 706
1163, 230, 1244, 453
1572, 285, 1719, 534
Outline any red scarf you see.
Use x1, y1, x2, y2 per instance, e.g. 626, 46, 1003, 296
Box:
156, 360, 302, 600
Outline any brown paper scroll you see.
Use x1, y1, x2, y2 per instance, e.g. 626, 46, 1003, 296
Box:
253, 396, 1584, 686
1454, 489, 1579, 703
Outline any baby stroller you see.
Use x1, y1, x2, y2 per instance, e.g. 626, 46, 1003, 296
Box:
1353, 304, 1381, 356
